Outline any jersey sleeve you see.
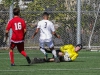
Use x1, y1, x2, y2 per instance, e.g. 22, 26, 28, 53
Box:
70, 53, 78, 61
23, 20, 26, 29
6, 20, 12, 31
60, 44, 74, 53
50, 22, 55, 32
37, 21, 41, 28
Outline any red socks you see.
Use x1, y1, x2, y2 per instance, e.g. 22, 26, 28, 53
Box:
20, 51, 27, 57
9, 50, 27, 64
9, 51, 14, 64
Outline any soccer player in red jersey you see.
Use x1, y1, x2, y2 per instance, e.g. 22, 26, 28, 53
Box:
5, 8, 31, 66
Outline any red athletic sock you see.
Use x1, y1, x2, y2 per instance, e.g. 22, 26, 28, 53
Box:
20, 51, 27, 57
9, 51, 14, 64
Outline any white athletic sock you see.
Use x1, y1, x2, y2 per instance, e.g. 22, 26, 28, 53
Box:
52, 50, 57, 58
40, 48, 46, 55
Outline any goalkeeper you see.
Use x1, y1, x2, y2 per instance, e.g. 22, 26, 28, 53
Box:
31, 44, 82, 63
49, 44, 82, 62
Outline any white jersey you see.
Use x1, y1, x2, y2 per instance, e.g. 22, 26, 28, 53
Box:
37, 20, 55, 41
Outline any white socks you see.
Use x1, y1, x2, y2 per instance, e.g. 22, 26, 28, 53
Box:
40, 48, 57, 58
40, 48, 46, 55
52, 50, 57, 58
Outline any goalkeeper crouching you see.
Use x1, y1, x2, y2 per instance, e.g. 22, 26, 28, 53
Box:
31, 44, 82, 63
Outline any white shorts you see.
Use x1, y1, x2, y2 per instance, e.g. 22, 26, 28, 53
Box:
39, 39, 54, 48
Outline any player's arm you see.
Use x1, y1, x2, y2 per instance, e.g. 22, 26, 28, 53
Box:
4, 30, 9, 42
70, 53, 78, 61
23, 20, 27, 38
23, 29, 26, 40
51, 22, 60, 38
60, 45, 69, 53
32, 28, 40, 39
52, 32, 60, 38
32, 22, 40, 39
24, 29, 26, 37
4, 21, 11, 42
60, 44, 74, 52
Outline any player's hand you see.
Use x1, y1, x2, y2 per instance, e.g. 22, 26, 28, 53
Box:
3, 36, 7, 43
3, 37, 7, 47
31, 35, 34, 39
57, 35, 60, 39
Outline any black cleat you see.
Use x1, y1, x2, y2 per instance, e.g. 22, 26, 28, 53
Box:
26, 56, 31, 64
11, 64, 15, 66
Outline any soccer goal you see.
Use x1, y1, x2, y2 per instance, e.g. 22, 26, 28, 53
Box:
88, 4, 100, 51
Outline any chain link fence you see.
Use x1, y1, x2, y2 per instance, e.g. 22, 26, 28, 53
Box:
0, 0, 100, 49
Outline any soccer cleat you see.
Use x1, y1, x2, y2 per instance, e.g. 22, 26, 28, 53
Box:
54, 57, 60, 63
11, 64, 15, 66
26, 56, 31, 64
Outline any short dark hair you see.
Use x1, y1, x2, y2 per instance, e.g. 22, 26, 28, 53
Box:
76, 44, 83, 49
43, 12, 49, 16
13, 8, 20, 15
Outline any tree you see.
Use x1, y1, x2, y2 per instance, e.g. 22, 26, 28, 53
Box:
22, 0, 78, 45
2, 0, 20, 8
2, 0, 14, 8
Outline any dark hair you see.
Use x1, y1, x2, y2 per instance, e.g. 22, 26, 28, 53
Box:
43, 12, 49, 16
13, 8, 20, 15
76, 44, 82, 49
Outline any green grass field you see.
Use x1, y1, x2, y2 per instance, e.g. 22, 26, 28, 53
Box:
0, 49, 100, 75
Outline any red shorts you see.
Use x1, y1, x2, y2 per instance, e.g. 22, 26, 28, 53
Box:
10, 42, 24, 52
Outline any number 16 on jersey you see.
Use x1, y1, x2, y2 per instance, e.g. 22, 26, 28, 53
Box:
14, 22, 22, 30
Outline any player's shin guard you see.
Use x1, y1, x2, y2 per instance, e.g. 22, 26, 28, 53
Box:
40, 47, 48, 59
20, 51, 31, 64
40, 47, 46, 55
52, 50, 57, 58
20, 51, 27, 57
52, 50, 60, 63
9, 51, 14, 64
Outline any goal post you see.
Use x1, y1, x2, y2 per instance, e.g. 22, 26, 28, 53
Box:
88, 4, 100, 50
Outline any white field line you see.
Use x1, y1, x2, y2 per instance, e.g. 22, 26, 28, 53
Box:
0, 53, 42, 54
0, 68, 100, 72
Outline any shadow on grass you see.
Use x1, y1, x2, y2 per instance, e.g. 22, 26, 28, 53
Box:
59, 60, 85, 63
68, 60, 85, 62
15, 64, 32, 66
14, 60, 85, 66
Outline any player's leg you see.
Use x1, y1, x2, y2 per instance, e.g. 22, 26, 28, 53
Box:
31, 57, 55, 64
46, 41, 60, 63
31, 58, 46, 64
51, 47, 60, 63
39, 39, 47, 59
17, 42, 31, 64
9, 42, 16, 66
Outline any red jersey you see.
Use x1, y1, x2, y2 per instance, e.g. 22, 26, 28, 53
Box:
6, 16, 26, 43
